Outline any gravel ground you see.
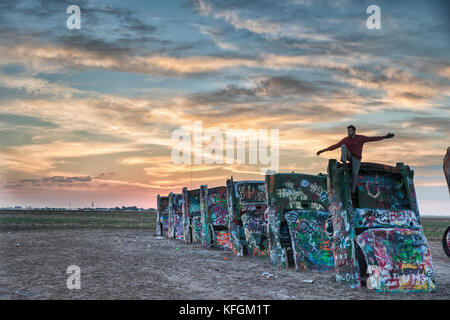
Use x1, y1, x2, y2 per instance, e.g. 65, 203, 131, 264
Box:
0, 228, 449, 300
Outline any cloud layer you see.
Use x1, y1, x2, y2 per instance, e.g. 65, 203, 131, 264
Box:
0, 0, 448, 212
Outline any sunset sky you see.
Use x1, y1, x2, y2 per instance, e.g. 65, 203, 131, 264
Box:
0, 0, 448, 214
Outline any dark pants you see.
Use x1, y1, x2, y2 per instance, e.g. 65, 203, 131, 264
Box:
340, 144, 361, 194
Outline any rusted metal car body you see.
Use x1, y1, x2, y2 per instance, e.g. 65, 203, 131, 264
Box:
168, 192, 184, 240
182, 187, 202, 244
265, 172, 334, 271
156, 195, 169, 237
226, 177, 268, 257
200, 185, 232, 250
327, 159, 435, 292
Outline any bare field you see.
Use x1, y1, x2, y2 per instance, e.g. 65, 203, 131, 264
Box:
1, 226, 449, 300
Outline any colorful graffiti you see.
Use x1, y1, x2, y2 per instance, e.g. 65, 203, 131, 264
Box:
215, 231, 233, 250
200, 185, 231, 250
237, 182, 266, 203
192, 216, 202, 243
352, 208, 421, 229
327, 159, 435, 292
155, 156, 435, 295
267, 205, 291, 267
208, 187, 228, 226
357, 228, 435, 292
168, 193, 184, 240
189, 189, 202, 243
227, 178, 269, 257
241, 205, 269, 257
266, 172, 332, 270
200, 185, 210, 248
267, 174, 328, 211
285, 210, 334, 271
327, 161, 362, 288
190, 191, 201, 213
182, 188, 201, 244
182, 187, 191, 243
227, 178, 246, 256
156, 195, 169, 237
357, 172, 411, 210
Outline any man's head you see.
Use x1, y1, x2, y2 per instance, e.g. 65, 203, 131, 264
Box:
347, 125, 356, 137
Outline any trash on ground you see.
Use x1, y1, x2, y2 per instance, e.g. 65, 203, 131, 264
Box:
261, 271, 277, 278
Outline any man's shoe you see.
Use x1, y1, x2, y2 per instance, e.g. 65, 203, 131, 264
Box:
340, 161, 349, 169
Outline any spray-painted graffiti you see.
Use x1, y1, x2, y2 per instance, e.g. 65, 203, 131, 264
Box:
327, 161, 362, 288
182, 187, 190, 243
190, 191, 200, 213
269, 174, 328, 211
241, 204, 269, 257
209, 188, 228, 226
156, 195, 169, 237
285, 210, 334, 271
327, 159, 435, 292
357, 228, 435, 292
227, 178, 269, 257
237, 182, 266, 203
357, 173, 411, 210
227, 178, 246, 256
266, 205, 289, 267
200, 185, 231, 250
168, 193, 184, 240
192, 216, 202, 243
200, 185, 210, 248
266, 172, 333, 270
182, 188, 201, 244
215, 231, 232, 250
352, 208, 421, 229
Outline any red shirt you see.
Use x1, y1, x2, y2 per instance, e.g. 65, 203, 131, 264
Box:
325, 134, 385, 161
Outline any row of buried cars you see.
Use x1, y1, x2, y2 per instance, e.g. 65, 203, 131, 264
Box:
156, 159, 437, 293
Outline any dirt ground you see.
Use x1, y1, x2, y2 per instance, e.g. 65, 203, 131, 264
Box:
0, 228, 449, 300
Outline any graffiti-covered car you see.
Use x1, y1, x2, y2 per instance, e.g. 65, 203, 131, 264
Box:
168, 192, 184, 240
444, 146, 449, 195
227, 177, 268, 257
156, 195, 169, 237
327, 159, 435, 292
442, 147, 450, 257
265, 172, 334, 271
200, 185, 232, 250
182, 187, 202, 244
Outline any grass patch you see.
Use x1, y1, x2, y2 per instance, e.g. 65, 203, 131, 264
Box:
0, 211, 156, 230
421, 217, 450, 241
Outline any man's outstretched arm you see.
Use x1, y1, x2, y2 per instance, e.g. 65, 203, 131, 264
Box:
316, 138, 345, 156
363, 132, 395, 142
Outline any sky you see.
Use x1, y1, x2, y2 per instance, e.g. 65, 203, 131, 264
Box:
0, 0, 448, 214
